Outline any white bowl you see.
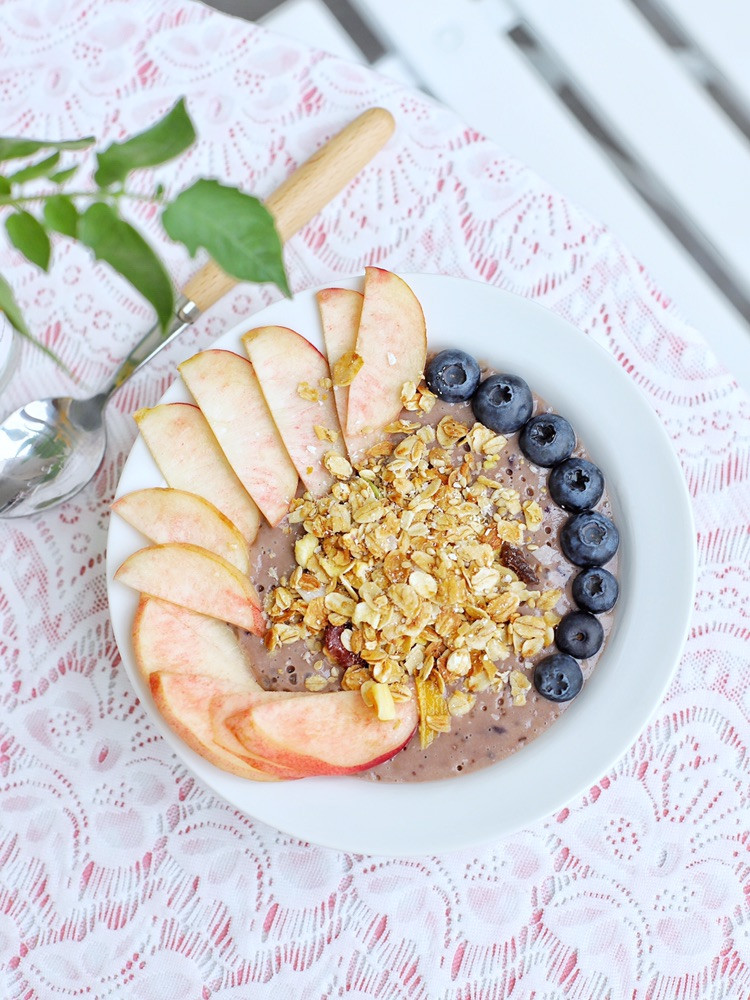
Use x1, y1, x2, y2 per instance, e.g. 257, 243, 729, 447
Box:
106, 273, 696, 856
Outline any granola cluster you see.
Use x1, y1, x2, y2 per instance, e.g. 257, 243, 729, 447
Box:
263, 405, 564, 750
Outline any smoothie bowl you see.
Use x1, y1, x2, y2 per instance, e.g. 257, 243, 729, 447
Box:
106, 271, 695, 854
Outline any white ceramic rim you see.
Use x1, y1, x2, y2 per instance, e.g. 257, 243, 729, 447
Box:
106, 272, 696, 856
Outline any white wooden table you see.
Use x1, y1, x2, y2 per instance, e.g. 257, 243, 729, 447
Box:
249, 0, 750, 392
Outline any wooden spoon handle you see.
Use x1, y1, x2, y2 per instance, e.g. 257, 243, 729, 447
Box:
180, 107, 395, 313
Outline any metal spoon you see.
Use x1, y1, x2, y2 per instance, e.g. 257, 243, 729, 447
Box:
0, 298, 199, 516
0, 108, 395, 517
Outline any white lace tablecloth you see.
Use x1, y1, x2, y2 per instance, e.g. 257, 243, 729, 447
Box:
1, 1, 748, 997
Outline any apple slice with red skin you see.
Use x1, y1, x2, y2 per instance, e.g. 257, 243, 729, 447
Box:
210, 689, 308, 780
316, 287, 363, 446
134, 403, 261, 546
152, 668, 416, 782
116, 542, 265, 635
179, 349, 298, 527
137, 605, 303, 778
132, 595, 261, 688
141, 615, 417, 779
346, 267, 427, 455
112, 488, 251, 574
227, 687, 418, 776
242, 325, 348, 497
150, 671, 280, 782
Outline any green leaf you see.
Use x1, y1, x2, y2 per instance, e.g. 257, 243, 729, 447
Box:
162, 179, 289, 296
0, 272, 31, 339
94, 98, 196, 187
48, 165, 79, 185
5, 211, 51, 270
79, 202, 174, 330
0, 177, 9, 196
0, 135, 94, 163
44, 195, 78, 237
8, 151, 61, 184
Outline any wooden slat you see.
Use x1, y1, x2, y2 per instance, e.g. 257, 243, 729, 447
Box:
348, 0, 750, 387
663, 0, 750, 107
372, 53, 419, 88
513, 0, 750, 288
262, 0, 419, 85
262, 0, 366, 61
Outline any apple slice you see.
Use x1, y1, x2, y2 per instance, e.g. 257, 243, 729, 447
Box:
316, 287, 363, 442
179, 350, 298, 527
115, 542, 265, 635
227, 687, 418, 776
242, 325, 348, 497
346, 267, 427, 452
210, 689, 308, 780
132, 595, 262, 689
112, 488, 250, 574
150, 671, 279, 781
134, 403, 260, 546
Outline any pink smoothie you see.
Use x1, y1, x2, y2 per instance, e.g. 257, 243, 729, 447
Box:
239, 375, 617, 782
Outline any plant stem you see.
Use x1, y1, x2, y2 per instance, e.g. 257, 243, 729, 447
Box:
0, 189, 164, 209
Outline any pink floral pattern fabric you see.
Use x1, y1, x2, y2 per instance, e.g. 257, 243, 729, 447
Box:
1, 1, 748, 997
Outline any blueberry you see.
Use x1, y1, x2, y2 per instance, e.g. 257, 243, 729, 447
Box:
533, 654, 583, 702
555, 611, 604, 659
560, 511, 620, 567
519, 413, 575, 467
572, 567, 619, 613
548, 457, 604, 512
471, 373, 533, 434
424, 349, 481, 403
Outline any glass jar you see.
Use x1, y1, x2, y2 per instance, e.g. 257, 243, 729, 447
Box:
0, 321, 19, 398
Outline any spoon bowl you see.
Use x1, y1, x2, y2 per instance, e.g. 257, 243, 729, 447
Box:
0, 394, 108, 516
